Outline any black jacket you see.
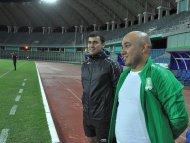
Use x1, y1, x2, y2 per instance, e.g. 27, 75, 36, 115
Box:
81, 51, 122, 121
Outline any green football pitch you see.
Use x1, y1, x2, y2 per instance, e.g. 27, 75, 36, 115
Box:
0, 59, 51, 143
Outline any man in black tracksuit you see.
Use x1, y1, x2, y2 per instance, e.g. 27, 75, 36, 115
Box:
12, 52, 17, 71
81, 31, 122, 143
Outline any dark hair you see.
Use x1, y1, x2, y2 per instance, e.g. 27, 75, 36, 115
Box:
88, 31, 105, 43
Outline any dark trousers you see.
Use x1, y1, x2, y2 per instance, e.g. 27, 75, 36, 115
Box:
13, 61, 16, 70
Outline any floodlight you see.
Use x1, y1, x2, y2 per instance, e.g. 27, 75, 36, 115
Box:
40, 0, 58, 3
25, 45, 29, 50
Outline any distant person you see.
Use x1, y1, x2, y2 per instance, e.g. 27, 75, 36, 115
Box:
108, 31, 189, 143
12, 52, 17, 71
27, 55, 30, 60
81, 31, 122, 143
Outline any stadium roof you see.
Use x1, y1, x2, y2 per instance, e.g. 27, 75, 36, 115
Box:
0, 0, 177, 30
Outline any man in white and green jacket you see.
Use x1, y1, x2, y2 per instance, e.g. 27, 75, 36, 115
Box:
108, 31, 189, 143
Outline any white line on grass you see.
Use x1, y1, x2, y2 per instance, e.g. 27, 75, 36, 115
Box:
0, 62, 26, 79
67, 88, 81, 103
18, 89, 23, 94
0, 71, 11, 79
0, 129, 9, 143
9, 105, 18, 115
36, 64, 60, 143
15, 95, 21, 102
22, 82, 26, 86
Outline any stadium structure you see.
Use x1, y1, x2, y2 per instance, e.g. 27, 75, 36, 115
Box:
0, 0, 190, 79
0, 1, 189, 62
0, 0, 190, 80
0, 0, 190, 143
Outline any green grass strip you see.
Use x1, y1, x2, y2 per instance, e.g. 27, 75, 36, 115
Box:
0, 59, 51, 143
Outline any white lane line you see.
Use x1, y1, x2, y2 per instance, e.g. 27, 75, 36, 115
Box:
15, 95, 21, 102
67, 88, 81, 103
36, 64, 60, 143
0, 62, 26, 79
0, 71, 11, 79
24, 78, 27, 81
0, 129, 9, 143
74, 79, 81, 84
22, 82, 26, 86
9, 105, 18, 115
18, 89, 23, 94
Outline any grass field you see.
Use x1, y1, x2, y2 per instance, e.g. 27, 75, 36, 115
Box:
0, 60, 51, 143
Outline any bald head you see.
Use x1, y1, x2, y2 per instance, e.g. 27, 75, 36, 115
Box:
123, 31, 152, 49
121, 31, 152, 71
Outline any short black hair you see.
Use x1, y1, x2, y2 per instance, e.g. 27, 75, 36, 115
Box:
88, 31, 105, 43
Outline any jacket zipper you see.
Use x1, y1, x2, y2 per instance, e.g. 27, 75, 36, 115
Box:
88, 60, 94, 119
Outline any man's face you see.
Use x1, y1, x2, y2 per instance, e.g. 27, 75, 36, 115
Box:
121, 34, 143, 68
88, 36, 104, 55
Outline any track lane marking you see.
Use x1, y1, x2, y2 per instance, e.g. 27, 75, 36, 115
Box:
0, 129, 9, 143
67, 88, 82, 103
9, 105, 17, 115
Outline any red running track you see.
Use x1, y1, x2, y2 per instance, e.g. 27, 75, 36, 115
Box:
37, 62, 87, 143
36, 62, 190, 143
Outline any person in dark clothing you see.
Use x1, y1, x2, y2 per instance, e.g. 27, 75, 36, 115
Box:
81, 31, 122, 143
12, 53, 17, 71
